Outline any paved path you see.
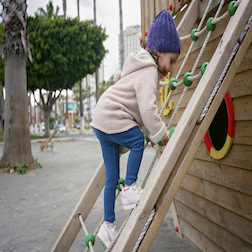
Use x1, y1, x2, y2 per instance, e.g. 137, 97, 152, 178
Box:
0, 136, 200, 252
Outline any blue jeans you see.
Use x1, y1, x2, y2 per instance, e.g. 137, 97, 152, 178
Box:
94, 126, 145, 222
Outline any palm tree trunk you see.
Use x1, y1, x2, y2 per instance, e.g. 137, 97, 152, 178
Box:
0, 0, 35, 168
0, 54, 34, 167
63, 0, 67, 19
0, 85, 4, 135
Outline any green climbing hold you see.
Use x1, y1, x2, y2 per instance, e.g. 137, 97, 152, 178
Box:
169, 127, 176, 138
144, 134, 150, 142
190, 28, 199, 41
169, 77, 177, 90
85, 233, 95, 248
201, 62, 209, 75
207, 17, 216, 31
228, 1, 237, 16
117, 177, 125, 191
183, 72, 193, 86
158, 141, 164, 147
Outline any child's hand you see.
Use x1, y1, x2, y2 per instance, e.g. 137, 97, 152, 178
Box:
162, 130, 169, 146
150, 141, 155, 147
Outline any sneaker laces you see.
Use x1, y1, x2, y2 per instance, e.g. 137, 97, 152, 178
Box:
131, 183, 142, 194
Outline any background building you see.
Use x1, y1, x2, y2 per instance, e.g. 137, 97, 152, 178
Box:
118, 25, 141, 70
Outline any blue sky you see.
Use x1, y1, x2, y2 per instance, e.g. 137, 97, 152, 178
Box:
27, 0, 141, 81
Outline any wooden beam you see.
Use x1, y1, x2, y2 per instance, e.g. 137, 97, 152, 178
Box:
137, 9, 252, 251
141, 0, 145, 40
51, 160, 106, 251
112, 1, 252, 250
177, 0, 198, 38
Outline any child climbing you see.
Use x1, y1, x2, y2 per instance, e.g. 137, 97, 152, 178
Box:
90, 9, 181, 249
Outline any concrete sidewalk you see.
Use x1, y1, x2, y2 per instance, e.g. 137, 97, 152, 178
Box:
0, 139, 200, 252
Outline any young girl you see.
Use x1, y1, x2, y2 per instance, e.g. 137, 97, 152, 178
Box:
90, 9, 180, 248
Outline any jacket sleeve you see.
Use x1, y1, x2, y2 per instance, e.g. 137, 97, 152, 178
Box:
134, 66, 166, 144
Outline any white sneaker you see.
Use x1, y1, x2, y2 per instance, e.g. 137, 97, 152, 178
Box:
121, 182, 143, 210
97, 222, 117, 249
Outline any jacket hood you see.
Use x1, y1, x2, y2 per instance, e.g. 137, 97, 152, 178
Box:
120, 49, 157, 78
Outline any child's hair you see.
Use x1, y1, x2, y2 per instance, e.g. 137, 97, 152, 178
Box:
146, 48, 158, 64
146, 48, 169, 77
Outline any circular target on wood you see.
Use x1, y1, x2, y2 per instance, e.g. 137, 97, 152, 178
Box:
204, 91, 234, 160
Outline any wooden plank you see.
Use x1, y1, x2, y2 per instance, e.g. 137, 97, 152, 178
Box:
51, 161, 106, 252
155, 0, 162, 15
233, 120, 252, 146
174, 3, 188, 27
174, 36, 223, 78
163, 108, 185, 127
176, 0, 198, 42
113, 2, 252, 251
237, 43, 252, 73
136, 8, 252, 251
175, 187, 252, 245
149, 0, 155, 28
229, 70, 252, 98
179, 218, 225, 252
141, 0, 145, 41
175, 200, 252, 251
180, 174, 252, 221
169, 201, 183, 239
177, 10, 229, 63
161, 0, 167, 11
169, 88, 196, 109
144, 0, 150, 38
233, 95, 252, 121
188, 159, 252, 196
195, 142, 252, 171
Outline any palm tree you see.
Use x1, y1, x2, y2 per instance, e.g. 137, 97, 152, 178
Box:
0, 0, 35, 168
38, 0, 59, 20
63, 0, 66, 19
0, 86, 4, 135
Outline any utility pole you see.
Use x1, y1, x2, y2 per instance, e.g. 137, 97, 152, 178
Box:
94, 0, 100, 103
77, 0, 85, 134
119, 0, 124, 70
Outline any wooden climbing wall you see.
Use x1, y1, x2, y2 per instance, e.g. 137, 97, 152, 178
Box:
150, 0, 252, 251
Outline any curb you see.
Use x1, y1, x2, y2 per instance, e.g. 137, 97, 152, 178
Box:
0, 137, 74, 146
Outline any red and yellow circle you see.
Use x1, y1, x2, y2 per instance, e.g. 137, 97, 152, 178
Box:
204, 91, 234, 160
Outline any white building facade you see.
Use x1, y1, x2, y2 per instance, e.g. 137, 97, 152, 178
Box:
119, 25, 141, 70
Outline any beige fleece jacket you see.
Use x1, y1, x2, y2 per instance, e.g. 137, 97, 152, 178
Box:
90, 49, 166, 144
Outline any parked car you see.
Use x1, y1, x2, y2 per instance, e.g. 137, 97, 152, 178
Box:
57, 124, 66, 133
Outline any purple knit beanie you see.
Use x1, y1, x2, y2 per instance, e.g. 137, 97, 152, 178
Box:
147, 10, 180, 54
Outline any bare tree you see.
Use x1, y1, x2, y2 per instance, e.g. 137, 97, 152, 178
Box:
62, 0, 70, 134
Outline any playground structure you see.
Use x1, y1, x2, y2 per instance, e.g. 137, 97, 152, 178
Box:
51, 0, 252, 251
40, 127, 59, 151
